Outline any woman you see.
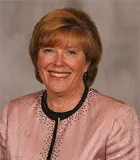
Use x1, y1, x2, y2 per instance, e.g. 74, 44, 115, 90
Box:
0, 7, 140, 160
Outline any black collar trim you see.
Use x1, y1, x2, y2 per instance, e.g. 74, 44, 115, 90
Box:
41, 87, 89, 120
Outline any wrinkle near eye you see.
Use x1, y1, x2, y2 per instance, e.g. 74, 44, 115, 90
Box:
42, 47, 55, 55
66, 49, 77, 55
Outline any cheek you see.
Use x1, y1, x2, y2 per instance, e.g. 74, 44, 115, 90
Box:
70, 59, 87, 73
37, 55, 49, 69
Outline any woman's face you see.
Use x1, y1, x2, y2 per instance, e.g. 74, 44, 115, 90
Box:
37, 45, 89, 94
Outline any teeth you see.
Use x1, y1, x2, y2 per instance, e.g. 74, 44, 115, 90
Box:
50, 72, 69, 78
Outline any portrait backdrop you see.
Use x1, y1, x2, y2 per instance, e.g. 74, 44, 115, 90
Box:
0, 0, 140, 115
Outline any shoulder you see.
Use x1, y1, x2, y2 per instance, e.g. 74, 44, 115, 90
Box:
1, 90, 45, 117
9, 90, 44, 105
86, 88, 140, 142
87, 88, 128, 111
86, 88, 140, 125
87, 87, 132, 110
88, 88, 126, 106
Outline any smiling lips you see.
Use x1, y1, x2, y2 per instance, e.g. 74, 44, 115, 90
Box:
49, 71, 71, 79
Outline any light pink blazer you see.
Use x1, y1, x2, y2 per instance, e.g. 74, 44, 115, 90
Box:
0, 88, 140, 160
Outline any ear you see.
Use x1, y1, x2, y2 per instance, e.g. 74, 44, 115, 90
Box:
84, 61, 90, 73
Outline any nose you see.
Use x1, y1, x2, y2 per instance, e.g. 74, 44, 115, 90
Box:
54, 49, 65, 67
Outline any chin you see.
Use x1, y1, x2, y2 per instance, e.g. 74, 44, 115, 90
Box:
44, 77, 83, 95
46, 83, 71, 94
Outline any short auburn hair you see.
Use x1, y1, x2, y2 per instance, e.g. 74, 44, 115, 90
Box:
29, 7, 102, 87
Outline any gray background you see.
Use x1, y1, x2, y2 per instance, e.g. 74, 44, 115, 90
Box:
0, 0, 140, 115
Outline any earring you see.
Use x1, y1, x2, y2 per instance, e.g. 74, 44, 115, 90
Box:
37, 71, 40, 75
36, 71, 40, 79
83, 72, 88, 83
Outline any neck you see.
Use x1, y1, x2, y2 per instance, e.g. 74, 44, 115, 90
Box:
46, 84, 85, 112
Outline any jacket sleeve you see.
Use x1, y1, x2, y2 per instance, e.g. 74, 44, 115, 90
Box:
0, 103, 9, 159
106, 105, 140, 160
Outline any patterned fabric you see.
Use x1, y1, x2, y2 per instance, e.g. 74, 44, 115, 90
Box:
0, 88, 140, 160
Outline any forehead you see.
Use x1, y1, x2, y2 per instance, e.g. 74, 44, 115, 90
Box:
38, 27, 86, 50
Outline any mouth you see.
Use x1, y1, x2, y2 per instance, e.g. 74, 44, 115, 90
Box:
49, 71, 71, 79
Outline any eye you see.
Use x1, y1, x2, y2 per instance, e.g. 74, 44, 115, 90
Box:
42, 48, 54, 54
66, 49, 77, 55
